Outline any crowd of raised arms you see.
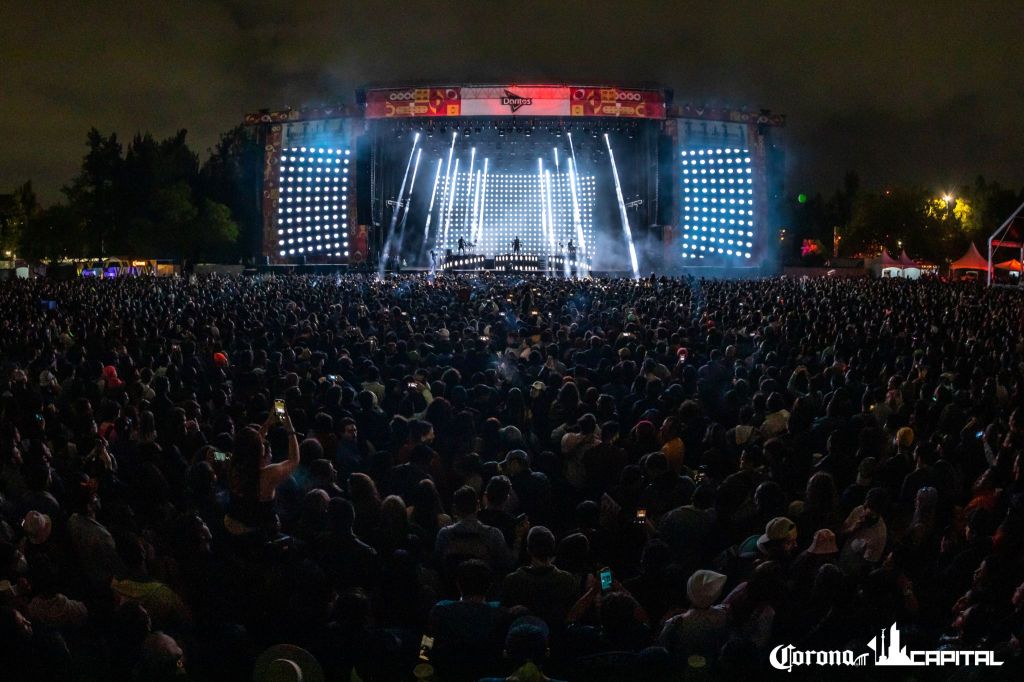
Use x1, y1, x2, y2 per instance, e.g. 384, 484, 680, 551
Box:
1, 273, 1023, 681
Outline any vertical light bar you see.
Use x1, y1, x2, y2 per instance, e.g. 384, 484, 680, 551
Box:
567, 157, 587, 269
379, 132, 420, 277
537, 158, 548, 271
423, 157, 443, 241
470, 169, 482, 246
604, 133, 640, 279
435, 132, 458, 241
462, 147, 477, 241
545, 169, 557, 259
476, 158, 489, 250
442, 158, 459, 249
398, 147, 423, 232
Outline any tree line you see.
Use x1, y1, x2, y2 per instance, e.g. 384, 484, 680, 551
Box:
783, 171, 1024, 265
0, 126, 262, 263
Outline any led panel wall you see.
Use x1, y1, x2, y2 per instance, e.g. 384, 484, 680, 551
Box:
680, 148, 755, 261
435, 172, 596, 258
276, 146, 352, 258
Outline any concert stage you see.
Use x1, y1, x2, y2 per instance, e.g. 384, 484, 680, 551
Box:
246, 84, 783, 274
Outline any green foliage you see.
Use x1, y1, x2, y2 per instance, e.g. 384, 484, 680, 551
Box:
20, 127, 242, 263
798, 172, 1024, 264
19, 203, 87, 262
1, 181, 40, 257
198, 125, 262, 259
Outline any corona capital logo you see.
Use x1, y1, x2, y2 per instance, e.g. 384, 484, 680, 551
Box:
769, 622, 1002, 672
501, 89, 533, 112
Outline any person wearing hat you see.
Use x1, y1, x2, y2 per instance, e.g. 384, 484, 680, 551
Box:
38, 370, 58, 394
876, 427, 915, 491
99, 365, 125, 393
19, 511, 55, 567
791, 529, 840, 586
840, 487, 889, 576
658, 569, 730, 661
253, 643, 324, 682
499, 450, 551, 524
840, 456, 877, 514
480, 615, 565, 682
756, 516, 798, 563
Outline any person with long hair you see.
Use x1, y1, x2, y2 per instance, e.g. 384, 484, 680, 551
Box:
348, 472, 382, 541
223, 412, 300, 539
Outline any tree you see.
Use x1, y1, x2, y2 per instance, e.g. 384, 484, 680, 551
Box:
62, 129, 124, 256
0, 181, 39, 257
148, 182, 237, 261
199, 125, 262, 261
19, 203, 87, 262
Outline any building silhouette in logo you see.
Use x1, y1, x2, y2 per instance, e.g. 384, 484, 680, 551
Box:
868, 623, 923, 666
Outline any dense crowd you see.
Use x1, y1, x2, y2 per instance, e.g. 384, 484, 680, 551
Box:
1, 272, 1023, 681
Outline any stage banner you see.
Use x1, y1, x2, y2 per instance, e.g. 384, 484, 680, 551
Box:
365, 87, 461, 118
261, 124, 283, 260
570, 87, 666, 119
459, 86, 571, 116
363, 85, 665, 119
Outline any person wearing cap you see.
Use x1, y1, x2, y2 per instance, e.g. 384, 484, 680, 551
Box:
755, 516, 799, 563
19, 510, 61, 569
791, 529, 840, 586
876, 426, 915, 492
840, 456, 877, 514
480, 615, 565, 682
840, 487, 889, 576
499, 450, 551, 524
501, 526, 580, 629
658, 569, 730, 662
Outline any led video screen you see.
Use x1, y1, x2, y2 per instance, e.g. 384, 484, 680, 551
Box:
435, 171, 596, 259
276, 147, 352, 257
679, 147, 755, 261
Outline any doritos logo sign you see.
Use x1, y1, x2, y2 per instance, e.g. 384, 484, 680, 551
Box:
501, 90, 533, 112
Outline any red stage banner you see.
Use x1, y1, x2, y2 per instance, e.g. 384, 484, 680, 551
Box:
363, 85, 666, 119
459, 86, 570, 116
570, 87, 666, 119
365, 88, 461, 118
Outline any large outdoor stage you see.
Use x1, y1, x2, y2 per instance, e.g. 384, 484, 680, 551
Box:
245, 83, 784, 275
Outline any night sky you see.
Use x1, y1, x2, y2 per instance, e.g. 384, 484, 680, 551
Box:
4, 1, 1023, 202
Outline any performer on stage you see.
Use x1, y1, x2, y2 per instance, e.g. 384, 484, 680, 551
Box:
457, 237, 466, 254
512, 236, 521, 255
429, 249, 438, 269
567, 239, 577, 260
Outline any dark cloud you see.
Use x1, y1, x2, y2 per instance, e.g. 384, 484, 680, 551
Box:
3, 1, 1023, 201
